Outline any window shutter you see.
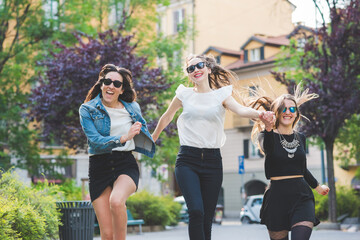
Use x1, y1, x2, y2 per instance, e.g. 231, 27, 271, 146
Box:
260, 47, 264, 60
173, 10, 179, 33
216, 55, 221, 64
244, 50, 248, 63
243, 139, 249, 159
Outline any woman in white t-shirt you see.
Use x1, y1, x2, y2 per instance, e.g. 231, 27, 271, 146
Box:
152, 54, 268, 240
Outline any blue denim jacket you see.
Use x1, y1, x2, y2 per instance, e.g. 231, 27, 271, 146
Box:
79, 94, 155, 158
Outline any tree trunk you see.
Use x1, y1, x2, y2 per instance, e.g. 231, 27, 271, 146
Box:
325, 142, 337, 222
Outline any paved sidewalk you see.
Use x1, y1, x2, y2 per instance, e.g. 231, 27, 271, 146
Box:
94, 219, 360, 240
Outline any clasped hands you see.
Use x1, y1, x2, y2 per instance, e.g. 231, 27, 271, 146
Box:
259, 111, 276, 131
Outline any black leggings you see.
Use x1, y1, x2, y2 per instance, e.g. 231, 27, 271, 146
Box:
175, 146, 223, 240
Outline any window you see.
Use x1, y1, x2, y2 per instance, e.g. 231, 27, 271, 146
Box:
173, 8, 185, 33
244, 139, 263, 159
32, 158, 75, 182
250, 48, 260, 62
109, 0, 130, 27
172, 50, 182, 68
43, 0, 59, 29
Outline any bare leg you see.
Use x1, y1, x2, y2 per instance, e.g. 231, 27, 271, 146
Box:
110, 174, 136, 240
268, 230, 289, 240
92, 187, 113, 240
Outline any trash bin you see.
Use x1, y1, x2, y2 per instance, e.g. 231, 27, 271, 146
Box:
56, 201, 95, 240
213, 204, 224, 224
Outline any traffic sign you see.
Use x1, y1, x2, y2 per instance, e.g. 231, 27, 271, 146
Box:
238, 155, 245, 174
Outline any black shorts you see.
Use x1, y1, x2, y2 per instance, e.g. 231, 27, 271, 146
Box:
88, 151, 139, 202
260, 177, 320, 231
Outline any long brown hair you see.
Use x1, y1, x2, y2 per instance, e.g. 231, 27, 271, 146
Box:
249, 83, 318, 145
84, 64, 137, 103
185, 54, 237, 89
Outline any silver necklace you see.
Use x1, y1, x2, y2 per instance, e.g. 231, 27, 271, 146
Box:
277, 130, 300, 158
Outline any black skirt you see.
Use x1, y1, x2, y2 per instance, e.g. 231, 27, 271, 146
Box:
88, 151, 139, 202
260, 177, 320, 231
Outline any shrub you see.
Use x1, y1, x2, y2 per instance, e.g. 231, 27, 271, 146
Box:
161, 195, 182, 226
33, 178, 84, 201
0, 170, 61, 239
127, 191, 181, 227
314, 185, 360, 221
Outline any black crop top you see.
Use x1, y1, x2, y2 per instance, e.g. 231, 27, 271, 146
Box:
258, 130, 319, 189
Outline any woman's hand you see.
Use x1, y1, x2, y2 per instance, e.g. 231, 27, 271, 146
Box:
121, 122, 142, 143
315, 184, 330, 196
259, 111, 275, 131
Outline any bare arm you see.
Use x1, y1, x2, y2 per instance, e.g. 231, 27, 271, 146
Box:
223, 96, 261, 119
152, 96, 182, 142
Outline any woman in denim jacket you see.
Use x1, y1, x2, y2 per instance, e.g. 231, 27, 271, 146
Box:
79, 64, 155, 240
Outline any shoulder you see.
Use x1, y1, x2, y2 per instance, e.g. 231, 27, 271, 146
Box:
176, 84, 192, 93
296, 131, 306, 139
123, 100, 141, 110
295, 131, 306, 143
215, 85, 233, 102
81, 94, 101, 108
175, 84, 192, 101
217, 85, 233, 93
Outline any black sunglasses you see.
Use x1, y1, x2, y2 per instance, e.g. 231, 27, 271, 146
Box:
282, 106, 297, 113
102, 78, 123, 88
186, 62, 206, 73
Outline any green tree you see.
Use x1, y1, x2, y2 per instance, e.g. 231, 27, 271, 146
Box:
1, 0, 189, 178
0, 0, 52, 173
336, 114, 360, 179
272, 0, 360, 222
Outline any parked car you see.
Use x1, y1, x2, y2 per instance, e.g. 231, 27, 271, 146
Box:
174, 196, 189, 223
240, 194, 263, 224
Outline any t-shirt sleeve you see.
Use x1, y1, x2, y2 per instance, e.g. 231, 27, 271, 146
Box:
175, 84, 186, 102
217, 85, 233, 103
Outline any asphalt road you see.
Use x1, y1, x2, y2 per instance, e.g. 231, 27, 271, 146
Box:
94, 219, 360, 240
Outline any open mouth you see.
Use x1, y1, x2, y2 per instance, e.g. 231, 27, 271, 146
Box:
105, 90, 114, 95
194, 72, 203, 78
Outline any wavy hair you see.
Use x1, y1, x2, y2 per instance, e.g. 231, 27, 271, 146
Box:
84, 64, 136, 103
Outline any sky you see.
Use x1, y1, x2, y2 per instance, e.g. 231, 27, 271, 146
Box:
289, 0, 331, 28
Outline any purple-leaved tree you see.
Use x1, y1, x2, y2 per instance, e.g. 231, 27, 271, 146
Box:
273, 0, 360, 223
30, 19, 169, 151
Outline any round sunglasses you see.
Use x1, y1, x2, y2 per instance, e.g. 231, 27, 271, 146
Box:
186, 62, 206, 73
282, 106, 297, 113
102, 78, 123, 88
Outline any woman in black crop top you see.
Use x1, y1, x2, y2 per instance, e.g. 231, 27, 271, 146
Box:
251, 89, 329, 240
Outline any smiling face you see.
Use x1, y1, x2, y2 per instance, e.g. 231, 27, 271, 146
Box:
278, 98, 298, 128
187, 57, 211, 85
101, 71, 123, 107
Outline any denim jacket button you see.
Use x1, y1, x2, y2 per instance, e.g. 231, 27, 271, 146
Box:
115, 140, 120, 144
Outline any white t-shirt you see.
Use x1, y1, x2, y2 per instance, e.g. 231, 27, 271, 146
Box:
104, 106, 135, 151
175, 84, 232, 148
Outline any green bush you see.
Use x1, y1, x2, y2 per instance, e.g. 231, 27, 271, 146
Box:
0, 170, 61, 239
127, 191, 181, 227
161, 195, 182, 226
314, 185, 360, 221
33, 178, 83, 201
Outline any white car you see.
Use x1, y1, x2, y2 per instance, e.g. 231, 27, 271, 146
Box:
240, 194, 263, 224
174, 196, 189, 223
